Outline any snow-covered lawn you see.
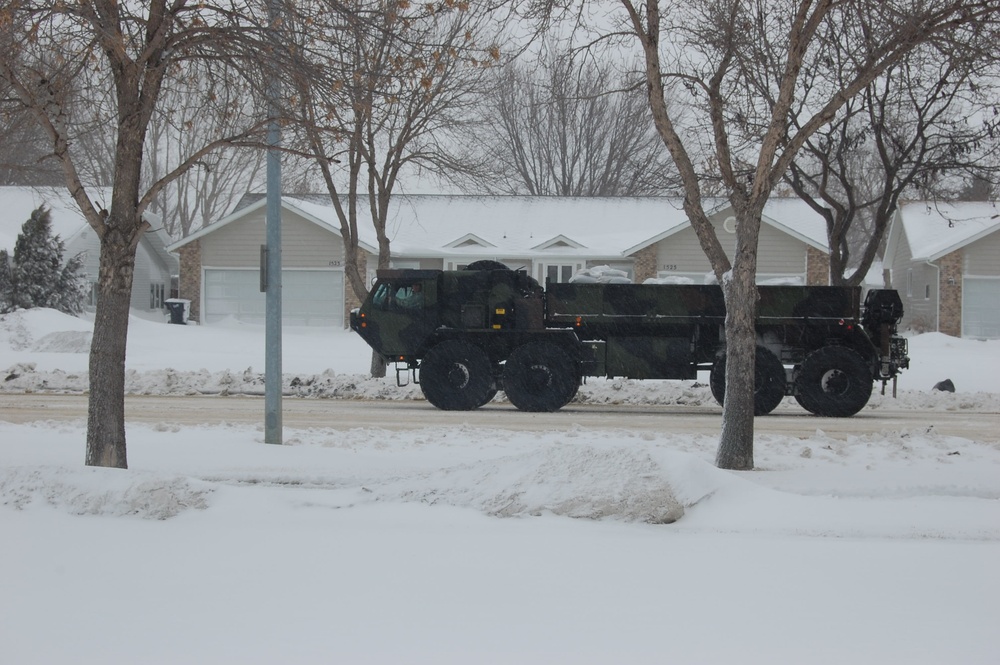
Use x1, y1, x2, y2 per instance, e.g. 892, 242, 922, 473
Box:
1, 309, 999, 664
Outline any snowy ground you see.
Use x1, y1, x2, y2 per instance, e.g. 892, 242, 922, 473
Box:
1, 309, 999, 664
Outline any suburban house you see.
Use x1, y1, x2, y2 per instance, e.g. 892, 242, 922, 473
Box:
884, 201, 1000, 339
168, 195, 832, 327
0, 186, 179, 315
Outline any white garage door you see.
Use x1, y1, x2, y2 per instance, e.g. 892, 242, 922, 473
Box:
964, 278, 1000, 339
204, 269, 344, 327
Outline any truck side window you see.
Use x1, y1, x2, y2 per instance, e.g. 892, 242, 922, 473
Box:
372, 283, 392, 309
395, 283, 425, 309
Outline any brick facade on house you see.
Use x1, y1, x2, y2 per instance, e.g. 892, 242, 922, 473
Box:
806, 246, 830, 286
177, 241, 202, 323
629, 245, 658, 283
938, 249, 963, 337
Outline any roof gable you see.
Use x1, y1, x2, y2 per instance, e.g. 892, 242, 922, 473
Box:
168, 197, 379, 255
897, 201, 1000, 261
532, 234, 585, 250
624, 198, 829, 255
445, 233, 495, 249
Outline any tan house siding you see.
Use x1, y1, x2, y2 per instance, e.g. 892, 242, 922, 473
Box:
178, 240, 202, 322
939, 249, 963, 337
653, 227, 714, 277
756, 224, 811, 278
652, 219, 814, 282
419, 258, 446, 270
199, 214, 263, 267
965, 229, 1000, 276
900, 260, 939, 332
806, 246, 830, 285
199, 210, 345, 268
890, 228, 937, 332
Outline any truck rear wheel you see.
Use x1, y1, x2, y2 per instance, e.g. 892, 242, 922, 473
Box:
794, 346, 872, 417
419, 340, 494, 410
502, 342, 579, 412
710, 346, 786, 415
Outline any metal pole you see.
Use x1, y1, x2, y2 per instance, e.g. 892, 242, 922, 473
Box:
264, 0, 282, 444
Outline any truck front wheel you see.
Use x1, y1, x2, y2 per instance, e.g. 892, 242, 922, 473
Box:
710, 346, 786, 415
794, 346, 873, 417
502, 342, 579, 412
419, 340, 494, 410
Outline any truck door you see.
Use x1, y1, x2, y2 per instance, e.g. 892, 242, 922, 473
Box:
357, 277, 440, 358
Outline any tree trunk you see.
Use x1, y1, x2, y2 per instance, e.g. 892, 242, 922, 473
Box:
370, 349, 386, 378
715, 206, 763, 471
368, 226, 392, 379
84, 229, 137, 469
716, 268, 758, 470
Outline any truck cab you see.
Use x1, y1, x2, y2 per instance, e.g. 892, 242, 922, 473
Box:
351, 270, 441, 361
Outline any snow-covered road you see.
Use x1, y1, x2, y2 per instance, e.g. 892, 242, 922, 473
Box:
2, 392, 998, 441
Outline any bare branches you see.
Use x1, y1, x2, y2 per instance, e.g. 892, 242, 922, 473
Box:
459, 44, 678, 196
613, 0, 1000, 470
784, 6, 1000, 285
0, 0, 301, 468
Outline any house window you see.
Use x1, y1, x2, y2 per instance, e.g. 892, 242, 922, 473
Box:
543, 263, 578, 284
906, 269, 913, 298
925, 284, 931, 300
150, 283, 165, 309
87, 282, 98, 307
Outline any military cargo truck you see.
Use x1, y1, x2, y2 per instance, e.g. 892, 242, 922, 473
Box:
350, 263, 909, 416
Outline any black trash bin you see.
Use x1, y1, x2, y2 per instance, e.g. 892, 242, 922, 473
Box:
165, 298, 190, 325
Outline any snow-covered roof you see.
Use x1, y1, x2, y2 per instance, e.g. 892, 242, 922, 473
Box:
0, 186, 178, 271
172, 194, 830, 259
895, 201, 1000, 261
0, 186, 111, 251
378, 196, 685, 258
169, 196, 382, 255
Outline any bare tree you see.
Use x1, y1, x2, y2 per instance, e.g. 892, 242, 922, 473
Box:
613, 0, 1000, 469
144, 67, 321, 239
0, 0, 283, 468
60, 60, 308, 240
785, 26, 1000, 286
288, 0, 510, 375
0, 90, 62, 185
462, 45, 677, 195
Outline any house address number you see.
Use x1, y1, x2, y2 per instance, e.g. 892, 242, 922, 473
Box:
328, 260, 342, 267
659, 264, 678, 271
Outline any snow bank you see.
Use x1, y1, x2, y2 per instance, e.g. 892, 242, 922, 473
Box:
380, 443, 687, 523
0, 466, 211, 519
2, 307, 999, 404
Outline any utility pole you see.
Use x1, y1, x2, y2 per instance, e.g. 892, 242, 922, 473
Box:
264, 0, 282, 444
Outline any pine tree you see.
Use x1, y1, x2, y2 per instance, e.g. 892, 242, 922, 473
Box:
0, 206, 87, 314
0, 249, 12, 313
53, 252, 89, 314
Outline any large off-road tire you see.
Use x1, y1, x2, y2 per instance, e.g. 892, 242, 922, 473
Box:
419, 340, 494, 411
710, 346, 787, 416
502, 342, 579, 412
794, 346, 873, 417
